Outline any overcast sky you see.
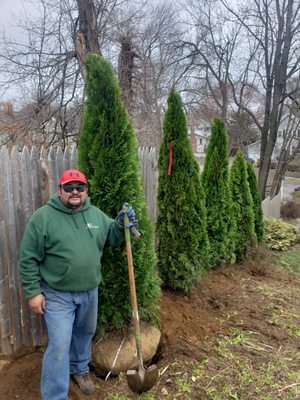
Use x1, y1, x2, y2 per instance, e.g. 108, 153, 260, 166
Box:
0, 0, 37, 101
0, 0, 23, 31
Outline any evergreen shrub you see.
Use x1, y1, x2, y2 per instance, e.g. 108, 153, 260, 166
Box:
247, 161, 264, 243
201, 118, 235, 267
78, 54, 161, 333
230, 150, 256, 261
156, 89, 209, 292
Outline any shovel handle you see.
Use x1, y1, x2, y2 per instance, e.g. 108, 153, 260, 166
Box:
123, 205, 144, 368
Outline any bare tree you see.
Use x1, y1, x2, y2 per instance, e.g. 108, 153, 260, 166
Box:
0, 0, 185, 148
0, 0, 83, 147
130, 2, 188, 147
0, 0, 134, 148
227, 110, 260, 152
180, 0, 241, 124
221, 0, 300, 199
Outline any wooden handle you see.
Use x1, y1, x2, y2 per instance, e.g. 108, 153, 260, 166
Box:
124, 208, 144, 367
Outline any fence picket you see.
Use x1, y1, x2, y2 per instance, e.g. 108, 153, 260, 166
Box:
0, 147, 13, 354
39, 148, 50, 205
63, 146, 71, 171
48, 147, 58, 196
10, 146, 31, 348
31, 147, 42, 210
31, 147, 48, 346
70, 145, 77, 168
22, 146, 44, 346
2, 146, 23, 351
56, 146, 64, 179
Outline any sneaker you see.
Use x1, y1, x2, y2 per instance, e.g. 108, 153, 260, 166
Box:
73, 373, 95, 395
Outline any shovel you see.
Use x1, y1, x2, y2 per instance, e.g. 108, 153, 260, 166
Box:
123, 206, 158, 394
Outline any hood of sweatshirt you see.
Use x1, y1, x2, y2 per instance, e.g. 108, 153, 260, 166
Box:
47, 193, 93, 237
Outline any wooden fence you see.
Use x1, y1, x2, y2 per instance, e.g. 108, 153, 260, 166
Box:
0, 145, 158, 355
262, 186, 283, 218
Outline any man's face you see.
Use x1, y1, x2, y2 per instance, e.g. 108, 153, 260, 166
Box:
58, 180, 88, 210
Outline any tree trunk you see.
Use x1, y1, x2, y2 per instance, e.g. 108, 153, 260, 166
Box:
270, 150, 288, 198
75, 0, 101, 80
258, 152, 271, 199
118, 35, 135, 115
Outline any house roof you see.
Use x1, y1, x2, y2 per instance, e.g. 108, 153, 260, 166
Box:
247, 139, 261, 147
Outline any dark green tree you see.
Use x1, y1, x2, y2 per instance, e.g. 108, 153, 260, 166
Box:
201, 118, 235, 268
247, 161, 264, 243
230, 150, 256, 261
78, 53, 160, 333
156, 89, 209, 292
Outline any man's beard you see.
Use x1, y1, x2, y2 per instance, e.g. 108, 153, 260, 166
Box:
67, 197, 83, 210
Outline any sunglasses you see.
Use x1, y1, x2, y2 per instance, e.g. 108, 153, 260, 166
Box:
61, 184, 87, 193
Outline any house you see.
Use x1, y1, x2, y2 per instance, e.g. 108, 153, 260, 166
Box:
187, 120, 211, 159
246, 116, 300, 162
246, 140, 261, 162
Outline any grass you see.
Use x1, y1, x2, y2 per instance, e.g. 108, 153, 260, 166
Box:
273, 245, 300, 273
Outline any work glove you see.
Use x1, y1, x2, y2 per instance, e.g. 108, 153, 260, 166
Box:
116, 203, 138, 229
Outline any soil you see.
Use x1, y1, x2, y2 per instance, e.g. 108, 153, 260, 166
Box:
1, 247, 300, 399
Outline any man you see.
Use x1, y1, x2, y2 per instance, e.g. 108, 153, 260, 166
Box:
18, 169, 137, 400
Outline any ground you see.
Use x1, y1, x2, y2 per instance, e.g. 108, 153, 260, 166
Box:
1, 246, 300, 400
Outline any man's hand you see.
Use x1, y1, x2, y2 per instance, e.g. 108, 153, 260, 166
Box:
28, 294, 46, 315
117, 203, 138, 228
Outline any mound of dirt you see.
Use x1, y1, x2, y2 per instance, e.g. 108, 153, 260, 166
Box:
1, 251, 300, 399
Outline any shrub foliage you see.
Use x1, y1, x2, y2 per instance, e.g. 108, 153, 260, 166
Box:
201, 118, 234, 267
281, 201, 300, 219
230, 151, 256, 261
247, 161, 264, 243
264, 218, 299, 250
156, 89, 209, 292
78, 54, 160, 332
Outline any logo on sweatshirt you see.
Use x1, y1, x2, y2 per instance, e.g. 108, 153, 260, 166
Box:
87, 223, 99, 229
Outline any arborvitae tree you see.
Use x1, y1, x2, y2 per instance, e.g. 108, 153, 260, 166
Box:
156, 89, 209, 292
78, 53, 160, 333
201, 118, 235, 268
230, 151, 256, 261
247, 161, 264, 243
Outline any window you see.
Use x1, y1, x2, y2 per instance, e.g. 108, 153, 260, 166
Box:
196, 138, 203, 153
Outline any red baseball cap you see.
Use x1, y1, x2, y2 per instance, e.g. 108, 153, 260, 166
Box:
59, 169, 87, 185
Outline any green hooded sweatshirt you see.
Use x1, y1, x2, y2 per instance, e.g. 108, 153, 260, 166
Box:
18, 193, 124, 299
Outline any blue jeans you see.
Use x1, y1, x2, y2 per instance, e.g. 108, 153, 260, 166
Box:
40, 282, 98, 400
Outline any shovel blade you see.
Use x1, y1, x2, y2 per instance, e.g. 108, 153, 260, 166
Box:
126, 364, 157, 394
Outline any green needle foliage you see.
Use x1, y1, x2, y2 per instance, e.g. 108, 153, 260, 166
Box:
230, 151, 256, 262
247, 161, 264, 243
201, 118, 235, 268
78, 53, 160, 333
156, 89, 209, 292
